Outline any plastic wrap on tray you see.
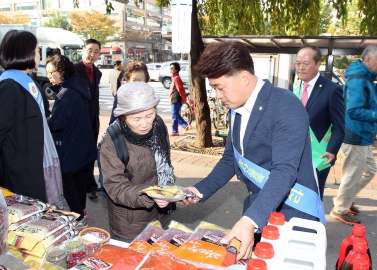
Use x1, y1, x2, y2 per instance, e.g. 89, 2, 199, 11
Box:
0, 190, 8, 256
128, 222, 165, 254
151, 227, 192, 255
171, 221, 239, 267
140, 185, 203, 202
8, 211, 76, 251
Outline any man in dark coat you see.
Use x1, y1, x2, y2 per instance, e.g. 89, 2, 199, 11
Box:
293, 45, 345, 199
75, 39, 102, 199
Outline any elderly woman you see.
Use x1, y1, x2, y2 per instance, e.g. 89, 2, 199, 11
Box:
97, 61, 150, 197
46, 55, 97, 229
101, 82, 174, 242
0, 30, 63, 205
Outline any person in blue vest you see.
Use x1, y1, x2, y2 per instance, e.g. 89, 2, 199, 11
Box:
178, 41, 324, 260
331, 45, 377, 225
293, 45, 345, 200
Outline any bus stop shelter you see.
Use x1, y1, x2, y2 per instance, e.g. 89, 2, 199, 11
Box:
163, 35, 377, 80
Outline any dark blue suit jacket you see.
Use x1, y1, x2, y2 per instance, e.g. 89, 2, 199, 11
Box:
195, 80, 319, 233
305, 75, 345, 159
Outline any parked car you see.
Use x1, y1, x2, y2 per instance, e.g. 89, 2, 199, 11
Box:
146, 63, 162, 81
158, 60, 189, 89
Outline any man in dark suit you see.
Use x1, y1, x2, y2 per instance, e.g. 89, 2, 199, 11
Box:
179, 42, 324, 260
293, 45, 345, 199
75, 39, 102, 200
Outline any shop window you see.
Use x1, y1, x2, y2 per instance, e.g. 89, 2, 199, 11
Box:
147, 3, 161, 13
146, 18, 161, 28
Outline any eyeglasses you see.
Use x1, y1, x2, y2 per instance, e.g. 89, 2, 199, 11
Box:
47, 70, 58, 75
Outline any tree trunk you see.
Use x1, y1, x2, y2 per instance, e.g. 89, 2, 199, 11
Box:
190, 0, 214, 148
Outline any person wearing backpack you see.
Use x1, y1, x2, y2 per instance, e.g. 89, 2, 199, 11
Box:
331, 45, 377, 225
100, 82, 174, 242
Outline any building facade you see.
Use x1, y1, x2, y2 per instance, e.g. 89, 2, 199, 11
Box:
0, 0, 173, 63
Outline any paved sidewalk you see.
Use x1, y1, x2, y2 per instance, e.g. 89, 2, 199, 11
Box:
99, 112, 377, 192
93, 112, 377, 267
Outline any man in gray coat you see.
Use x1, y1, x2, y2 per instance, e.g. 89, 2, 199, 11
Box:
109, 60, 122, 97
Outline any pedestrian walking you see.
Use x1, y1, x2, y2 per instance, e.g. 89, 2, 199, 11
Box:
109, 60, 122, 97
331, 45, 377, 225
169, 62, 191, 136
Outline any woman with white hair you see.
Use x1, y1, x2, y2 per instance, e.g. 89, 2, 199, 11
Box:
100, 81, 174, 242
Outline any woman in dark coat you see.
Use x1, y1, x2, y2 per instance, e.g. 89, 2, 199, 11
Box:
0, 30, 63, 204
46, 55, 97, 229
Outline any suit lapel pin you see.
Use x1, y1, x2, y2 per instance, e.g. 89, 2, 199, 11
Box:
319, 84, 322, 87
259, 106, 263, 110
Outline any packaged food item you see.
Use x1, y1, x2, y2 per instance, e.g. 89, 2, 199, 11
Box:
8, 212, 76, 251
7, 200, 49, 225
0, 190, 8, 256
8, 212, 43, 231
128, 222, 165, 254
27, 225, 76, 257
152, 227, 192, 255
172, 221, 237, 267
82, 257, 113, 270
137, 252, 213, 270
88, 244, 145, 270
140, 185, 203, 202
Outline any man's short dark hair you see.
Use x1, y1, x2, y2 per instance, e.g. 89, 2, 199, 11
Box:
171, 62, 181, 73
84, 39, 101, 50
0, 30, 38, 71
195, 42, 254, 78
114, 60, 122, 66
46, 55, 76, 81
297, 45, 322, 63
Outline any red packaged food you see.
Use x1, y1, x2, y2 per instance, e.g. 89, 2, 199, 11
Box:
89, 244, 145, 270
138, 252, 212, 270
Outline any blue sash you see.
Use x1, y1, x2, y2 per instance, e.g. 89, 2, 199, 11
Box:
230, 110, 326, 223
0, 70, 45, 115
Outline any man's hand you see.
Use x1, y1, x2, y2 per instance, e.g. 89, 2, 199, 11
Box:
177, 186, 201, 206
220, 217, 255, 260
153, 198, 169, 208
321, 152, 335, 165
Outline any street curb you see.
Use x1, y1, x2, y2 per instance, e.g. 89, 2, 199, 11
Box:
171, 149, 222, 159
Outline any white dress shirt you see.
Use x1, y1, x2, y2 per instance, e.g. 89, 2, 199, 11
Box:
234, 78, 265, 154
300, 72, 320, 100
233, 77, 265, 232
